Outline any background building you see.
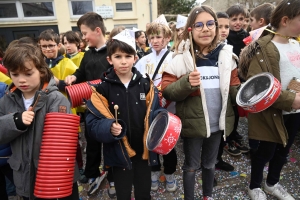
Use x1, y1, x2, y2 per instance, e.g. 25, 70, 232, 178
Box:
0, 0, 157, 50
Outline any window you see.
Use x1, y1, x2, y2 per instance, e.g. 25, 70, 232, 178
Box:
69, 0, 93, 16
22, 2, 54, 17
116, 3, 132, 12
0, 3, 18, 18
0, 1, 55, 21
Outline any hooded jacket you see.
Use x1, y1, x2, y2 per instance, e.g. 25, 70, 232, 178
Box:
239, 34, 296, 145
162, 39, 240, 139
85, 67, 165, 169
0, 78, 80, 198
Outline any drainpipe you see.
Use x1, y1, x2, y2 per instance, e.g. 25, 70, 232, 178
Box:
149, 0, 153, 22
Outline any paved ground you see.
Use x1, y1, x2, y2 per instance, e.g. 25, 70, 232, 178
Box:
77, 117, 300, 200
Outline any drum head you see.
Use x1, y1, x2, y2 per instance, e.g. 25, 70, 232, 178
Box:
147, 111, 168, 150
239, 75, 270, 104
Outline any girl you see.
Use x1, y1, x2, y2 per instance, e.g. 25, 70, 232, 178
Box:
85, 30, 165, 200
161, 6, 240, 200
62, 31, 85, 67
239, 0, 300, 199
135, 30, 147, 59
0, 43, 80, 200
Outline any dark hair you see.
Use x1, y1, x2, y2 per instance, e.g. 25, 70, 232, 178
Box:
135, 31, 144, 39
38, 29, 60, 44
107, 40, 136, 58
62, 31, 81, 48
177, 5, 219, 59
3, 43, 53, 83
77, 12, 106, 35
226, 4, 246, 18
216, 12, 229, 19
250, 3, 275, 25
271, 0, 300, 30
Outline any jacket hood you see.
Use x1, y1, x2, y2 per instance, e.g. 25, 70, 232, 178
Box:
101, 67, 144, 86
239, 34, 274, 80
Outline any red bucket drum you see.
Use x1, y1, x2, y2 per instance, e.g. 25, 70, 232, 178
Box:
146, 110, 182, 155
236, 72, 281, 113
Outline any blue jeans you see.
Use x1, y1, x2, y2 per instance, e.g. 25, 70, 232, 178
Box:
182, 131, 222, 199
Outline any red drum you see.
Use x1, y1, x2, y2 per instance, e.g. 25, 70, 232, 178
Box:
146, 110, 182, 155
236, 72, 281, 113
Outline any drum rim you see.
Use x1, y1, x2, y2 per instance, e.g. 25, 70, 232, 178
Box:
146, 110, 169, 151
236, 72, 274, 106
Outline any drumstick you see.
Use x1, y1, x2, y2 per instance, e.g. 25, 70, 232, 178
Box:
31, 94, 41, 111
188, 27, 197, 70
114, 105, 119, 124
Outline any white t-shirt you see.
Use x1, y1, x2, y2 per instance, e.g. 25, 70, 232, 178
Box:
272, 39, 300, 114
22, 95, 34, 111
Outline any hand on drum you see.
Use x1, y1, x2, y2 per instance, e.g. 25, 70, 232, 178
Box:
64, 75, 77, 85
189, 70, 201, 87
111, 122, 122, 136
292, 93, 300, 110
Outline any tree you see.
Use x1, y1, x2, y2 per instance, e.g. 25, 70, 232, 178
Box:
158, 0, 197, 15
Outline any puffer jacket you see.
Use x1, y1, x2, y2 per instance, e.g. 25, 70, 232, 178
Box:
239, 34, 296, 145
162, 39, 240, 139
85, 67, 165, 169
0, 78, 80, 198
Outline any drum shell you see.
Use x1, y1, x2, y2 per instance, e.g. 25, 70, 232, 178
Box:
236, 72, 281, 113
146, 111, 182, 155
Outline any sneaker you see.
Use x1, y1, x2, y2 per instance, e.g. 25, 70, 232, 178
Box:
248, 188, 267, 200
87, 171, 107, 196
151, 171, 160, 191
107, 182, 116, 199
224, 142, 241, 156
165, 173, 177, 192
215, 160, 234, 171
233, 140, 250, 153
264, 182, 295, 200
203, 196, 214, 200
79, 169, 88, 183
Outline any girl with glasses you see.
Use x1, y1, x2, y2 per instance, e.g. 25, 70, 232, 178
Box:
161, 5, 240, 200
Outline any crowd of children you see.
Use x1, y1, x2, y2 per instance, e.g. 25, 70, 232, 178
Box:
0, 0, 300, 199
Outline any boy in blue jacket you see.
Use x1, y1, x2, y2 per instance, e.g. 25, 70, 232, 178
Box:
85, 29, 165, 200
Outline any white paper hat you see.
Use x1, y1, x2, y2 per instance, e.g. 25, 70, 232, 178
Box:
112, 29, 136, 50
132, 27, 140, 32
176, 15, 188, 29
153, 14, 169, 27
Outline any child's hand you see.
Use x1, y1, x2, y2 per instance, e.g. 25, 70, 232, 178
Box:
65, 75, 77, 85
292, 93, 300, 110
111, 122, 122, 136
22, 106, 35, 126
189, 70, 201, 87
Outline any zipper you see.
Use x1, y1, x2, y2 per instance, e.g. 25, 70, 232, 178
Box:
125, 88, 132, 144
118, 141, 131, 168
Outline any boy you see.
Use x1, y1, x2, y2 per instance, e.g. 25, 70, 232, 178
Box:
135, 19, 178, 192
250, 3, 275, 31
216, 12, 230, 43
62, 31, 85, 67
85, 29, 165, 200
64, 12, 113, 197
225, 5, 250, 156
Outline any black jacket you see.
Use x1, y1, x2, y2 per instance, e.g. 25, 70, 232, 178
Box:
73, 46, 112, 83
227, 29, 249, 57
85, 67, 165, 169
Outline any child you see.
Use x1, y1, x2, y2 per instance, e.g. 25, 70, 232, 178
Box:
225, 4, 250, 156
62, 31, 85, 67
249, 3, 275, 31
171, 14, 187, 51
162, 5, 240, 200
239, 0, 300, 199
135, 19, 178, 192
85, 29, 164, 200
135, 30, 147, 59
64, 12, 113, 197
216, 12, 230, 43
0, 43, 80, 200
243, 10, 251, 32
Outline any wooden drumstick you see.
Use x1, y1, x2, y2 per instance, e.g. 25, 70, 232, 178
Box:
114, 105, 119, 124
188, 27, 197, 70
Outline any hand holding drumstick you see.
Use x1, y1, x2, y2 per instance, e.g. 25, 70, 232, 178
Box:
111, 105, 122, 136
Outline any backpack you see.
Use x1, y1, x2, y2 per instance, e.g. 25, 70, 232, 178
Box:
0, 82, 7, 98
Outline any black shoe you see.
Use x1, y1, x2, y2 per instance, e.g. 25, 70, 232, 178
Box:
224, 142, 241, 156
233, 140, 250, 153
80, 174, 88, 183
213, 178, 217, 187
215, 160, 234, 171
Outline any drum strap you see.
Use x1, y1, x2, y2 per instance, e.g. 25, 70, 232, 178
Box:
152, 50, 170, 81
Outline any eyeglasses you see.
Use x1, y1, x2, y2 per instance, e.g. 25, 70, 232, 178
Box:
193, 20, 217, 31
40, 44, 57, 50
